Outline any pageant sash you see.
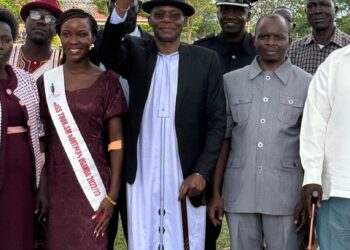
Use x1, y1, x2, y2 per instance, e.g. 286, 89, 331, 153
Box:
32, 48, 61, 80
44, 66, 106, 211
32, 59, 55, 81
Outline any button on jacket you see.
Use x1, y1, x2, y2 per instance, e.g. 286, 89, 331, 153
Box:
223, 58, 312, 215
194, 32, 256, 74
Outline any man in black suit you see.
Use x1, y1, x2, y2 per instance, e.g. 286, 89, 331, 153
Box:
100, 0, 226, 248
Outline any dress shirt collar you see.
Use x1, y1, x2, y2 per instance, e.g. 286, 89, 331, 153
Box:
304, 28, 344, 47
249, 56, 293, 85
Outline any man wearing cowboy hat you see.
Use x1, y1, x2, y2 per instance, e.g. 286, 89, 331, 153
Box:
100, 0, 226, 249
8, 0, 62, 80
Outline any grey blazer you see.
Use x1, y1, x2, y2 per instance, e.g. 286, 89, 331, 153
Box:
222, 58, 312, 215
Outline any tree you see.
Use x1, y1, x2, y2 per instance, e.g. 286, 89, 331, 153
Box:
0, 0, 30, 20
250, 0, 309, 38
335, 0, 350, 34
91, 0, 350, 42
183, 0, 220, 43
92, 0, 109, 15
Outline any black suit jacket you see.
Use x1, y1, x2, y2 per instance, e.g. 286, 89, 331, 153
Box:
101, 19, 226, 186
90, 26, 153, 66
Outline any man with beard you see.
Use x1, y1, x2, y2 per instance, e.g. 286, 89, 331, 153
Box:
289, 0, 350, 75
8, 0, 62, 80
194, 0, 256, 75
209, 14, 312, 249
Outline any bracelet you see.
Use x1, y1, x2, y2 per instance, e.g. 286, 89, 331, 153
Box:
108, 140, 123, 152
115, 2, 130, 12
105, 194, 117, 206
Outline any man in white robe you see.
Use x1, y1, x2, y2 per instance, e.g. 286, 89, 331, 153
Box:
100, 0, 226, 249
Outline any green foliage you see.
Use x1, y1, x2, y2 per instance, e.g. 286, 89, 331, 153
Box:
335, 0, 350, 35
114, 215, 231, 249
250, 0, 310, 38
185, 0, 221, 42
139, 22, 152, 34
92, 0, 109, 15
3, 0, 350, 50
0, 0, 30, 20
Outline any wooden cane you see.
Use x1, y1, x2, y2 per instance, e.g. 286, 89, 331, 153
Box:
307, 191, 319, 250
181, 199, 190, 250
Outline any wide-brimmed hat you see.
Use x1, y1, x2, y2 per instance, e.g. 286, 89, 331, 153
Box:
20, 0, 62, 21
216, 0, 257, 8
142, 0, 195, 17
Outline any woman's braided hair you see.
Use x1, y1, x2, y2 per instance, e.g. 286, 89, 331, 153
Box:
56, 8, 98, 36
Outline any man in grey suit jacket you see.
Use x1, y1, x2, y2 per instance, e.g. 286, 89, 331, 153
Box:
209, 14, 312, 250
100, 0, 226, 248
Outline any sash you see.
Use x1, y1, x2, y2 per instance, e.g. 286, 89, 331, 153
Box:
44, 66, 106, 211
32, 58, 56, 80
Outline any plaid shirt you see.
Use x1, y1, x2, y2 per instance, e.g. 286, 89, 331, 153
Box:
288, 28, 350, 75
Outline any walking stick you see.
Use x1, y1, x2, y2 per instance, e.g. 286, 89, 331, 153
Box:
307, 191, 319, 250
181, 199, 190, 250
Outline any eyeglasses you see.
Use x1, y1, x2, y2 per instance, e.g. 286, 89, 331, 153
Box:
29, 10, 56, 25
151, 11, 184, 21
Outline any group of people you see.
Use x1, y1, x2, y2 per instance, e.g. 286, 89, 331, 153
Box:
0, 0, 349, 249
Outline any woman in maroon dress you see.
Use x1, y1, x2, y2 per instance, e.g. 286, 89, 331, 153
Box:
0, 8, 47, 250
38, 9, 127, 249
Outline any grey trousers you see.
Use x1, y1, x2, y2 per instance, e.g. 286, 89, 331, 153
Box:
226, 212, 303, 250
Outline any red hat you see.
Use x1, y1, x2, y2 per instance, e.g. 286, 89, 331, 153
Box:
20, 0, 62, 21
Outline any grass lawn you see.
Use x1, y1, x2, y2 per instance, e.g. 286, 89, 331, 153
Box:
114, 216, 231, 250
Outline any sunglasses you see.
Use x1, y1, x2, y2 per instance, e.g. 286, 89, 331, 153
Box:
29, 10, 56, 25
151, 11, 184, 21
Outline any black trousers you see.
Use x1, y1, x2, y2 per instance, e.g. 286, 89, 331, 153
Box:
205, 214, 221, 250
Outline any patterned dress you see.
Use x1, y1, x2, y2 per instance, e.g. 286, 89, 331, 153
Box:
38, 70, 127, 250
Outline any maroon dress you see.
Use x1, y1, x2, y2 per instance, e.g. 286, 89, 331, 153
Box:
38, 70, 127, 250
0, 73, 35, 250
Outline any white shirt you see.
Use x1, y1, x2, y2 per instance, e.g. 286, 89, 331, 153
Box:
301, 44, 350, 200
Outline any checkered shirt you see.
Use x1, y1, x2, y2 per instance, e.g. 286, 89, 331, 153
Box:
288, 28, 350, 75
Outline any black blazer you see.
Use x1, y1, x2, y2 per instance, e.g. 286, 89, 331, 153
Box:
101, 19, 226, 185
90, 26, 153, 66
